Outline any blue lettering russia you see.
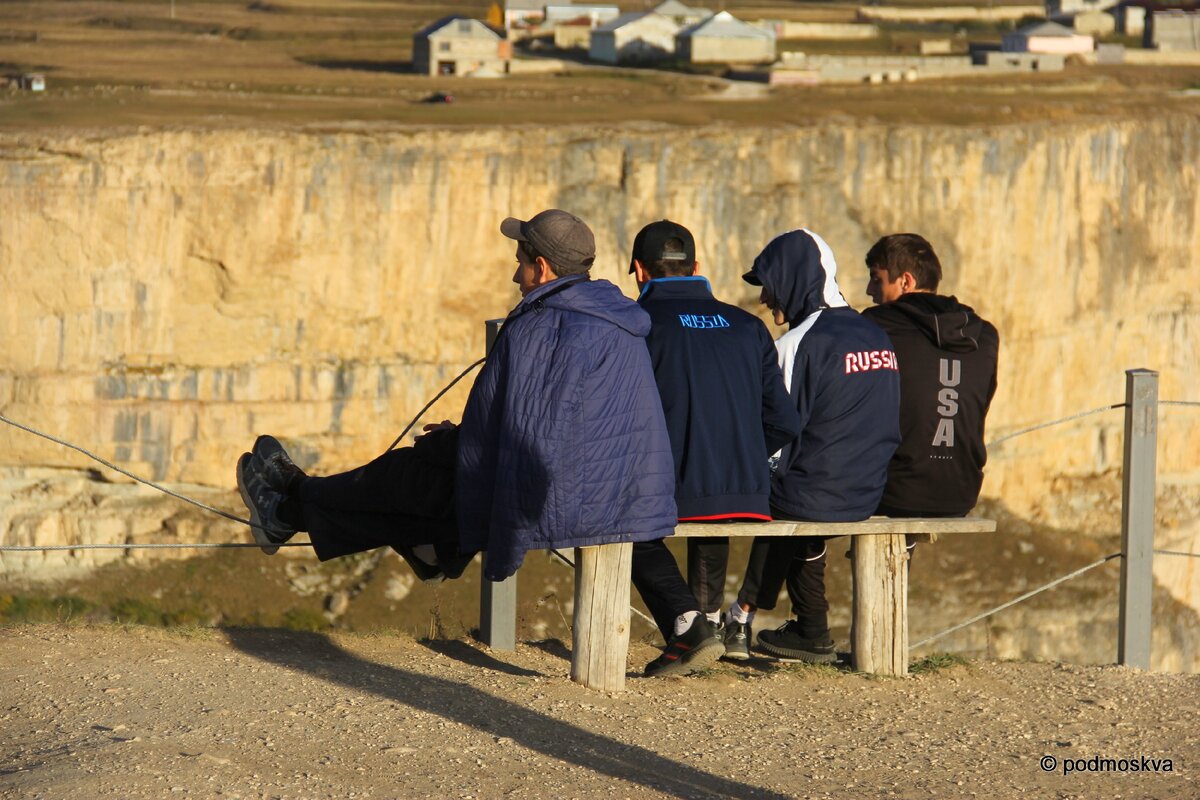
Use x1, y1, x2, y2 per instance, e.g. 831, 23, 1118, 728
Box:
678, 314, 730, 329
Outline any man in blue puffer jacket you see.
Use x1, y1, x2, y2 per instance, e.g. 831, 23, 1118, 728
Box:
456, 210, 679, 580
235, 209, 679, 595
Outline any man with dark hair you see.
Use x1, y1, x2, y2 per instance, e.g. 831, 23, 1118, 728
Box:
729, 229, 901, 663
862, 233, 999, 524
236, 209, 679, 596
627, 220, 801, 669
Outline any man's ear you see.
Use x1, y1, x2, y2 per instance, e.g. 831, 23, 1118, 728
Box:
633, 259, 652, 287
534, 256, 557, 285
691, 261, 701, 276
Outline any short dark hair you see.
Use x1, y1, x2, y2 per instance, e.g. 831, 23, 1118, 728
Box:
519, 239, 591, 278
643, 237, 695, 279
865, 234, 942, 291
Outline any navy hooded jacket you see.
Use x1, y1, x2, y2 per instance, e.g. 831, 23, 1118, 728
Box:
637, 276, 801, 519
747, 230, 901, 522
456, 276, 678, 581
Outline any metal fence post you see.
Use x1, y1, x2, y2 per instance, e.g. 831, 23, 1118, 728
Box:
1118, 368, 1157, 669
478, 319, 517, 651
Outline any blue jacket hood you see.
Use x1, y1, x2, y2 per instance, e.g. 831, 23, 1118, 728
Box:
748, 229, 848, 327
521, 277, 650, 338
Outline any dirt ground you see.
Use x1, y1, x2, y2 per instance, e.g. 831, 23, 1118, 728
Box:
1, 625, 1196, 799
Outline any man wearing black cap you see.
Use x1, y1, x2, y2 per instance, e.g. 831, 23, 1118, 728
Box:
236, 210, 679, 608
627, 220, 801, 665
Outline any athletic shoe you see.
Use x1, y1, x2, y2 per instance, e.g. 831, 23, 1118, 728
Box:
644, 616, 726, 678
721, 620, 752, 661
394, 543, 448, 583
251, 435, 306, 493
756, 621, 836, 663
236, 452, 295, 555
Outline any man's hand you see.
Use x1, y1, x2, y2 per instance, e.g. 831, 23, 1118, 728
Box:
415, 420, 457, 442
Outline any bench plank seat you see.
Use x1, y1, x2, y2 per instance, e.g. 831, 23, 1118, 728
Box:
671, 517, 996, 538
563, 516, 998, 691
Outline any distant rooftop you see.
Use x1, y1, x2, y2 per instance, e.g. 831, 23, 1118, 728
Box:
678, 10, 772, 40
1014, 20, 1079, 36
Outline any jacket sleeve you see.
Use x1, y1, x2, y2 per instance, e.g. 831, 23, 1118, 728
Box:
759, 322, 803, 455
777, 342, 817, 473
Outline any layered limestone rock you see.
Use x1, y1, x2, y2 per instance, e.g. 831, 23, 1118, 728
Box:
1, 119, 1197, 631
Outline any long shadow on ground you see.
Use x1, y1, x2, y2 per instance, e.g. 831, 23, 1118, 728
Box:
225, 628, 788, 800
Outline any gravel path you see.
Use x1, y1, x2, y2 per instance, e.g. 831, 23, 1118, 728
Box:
1, 625, 1196, 799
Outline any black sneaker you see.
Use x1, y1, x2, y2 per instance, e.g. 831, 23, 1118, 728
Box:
394, 543, 448, 583
236, 452, 295, 555
252, 435, 306, 493
721, 620, 752, 661
756, 621, 836, 663
644, 616, 726, 678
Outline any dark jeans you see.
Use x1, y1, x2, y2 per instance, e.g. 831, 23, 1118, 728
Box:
291, 446, 462, 564
631, 539, 701, 643
736, 534, 829, 632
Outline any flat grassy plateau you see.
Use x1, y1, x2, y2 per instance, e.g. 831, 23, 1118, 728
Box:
0, 0, 1197, 130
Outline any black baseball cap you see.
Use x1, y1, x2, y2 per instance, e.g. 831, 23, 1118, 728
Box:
500, 209, 596, 272
628, 219, 696, 274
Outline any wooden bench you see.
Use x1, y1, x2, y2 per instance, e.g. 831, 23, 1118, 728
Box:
567, 517, 996, 691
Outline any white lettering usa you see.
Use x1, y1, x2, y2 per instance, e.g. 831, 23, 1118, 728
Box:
932, 358, 961, 447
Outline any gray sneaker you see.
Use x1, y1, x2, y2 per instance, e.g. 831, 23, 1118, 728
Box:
252, 435, 306, 493
721, 621, 752, 661
236, 452, 295, 555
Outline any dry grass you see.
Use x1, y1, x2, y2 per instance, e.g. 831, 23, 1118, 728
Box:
0, 0, 1197, 131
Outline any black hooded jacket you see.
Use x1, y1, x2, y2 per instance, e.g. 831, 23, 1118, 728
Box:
748, 230, 901, 522
862, 293, 999, 516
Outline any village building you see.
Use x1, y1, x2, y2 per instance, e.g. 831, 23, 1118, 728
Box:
1073, 9, 1118, 35
499, 0, 547, 30
554, 17, 595, 49
545, 4, 619, 25
651, 0, 712, 27
1002, 20, 1095, 53
676, 11, 775, 64
1045, 0, 1119, 17
589, 12, 681, 64
412, 16, 511, 77
1145, 8, 1200, 49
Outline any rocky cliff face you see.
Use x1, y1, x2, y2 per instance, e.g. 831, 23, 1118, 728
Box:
1, 119, 1197, 632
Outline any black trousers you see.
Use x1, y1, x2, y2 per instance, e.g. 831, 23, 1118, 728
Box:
736, 534, 829, 628
292, 446, 462, 564
687, 537, 729, 616
631, 539, 702, 643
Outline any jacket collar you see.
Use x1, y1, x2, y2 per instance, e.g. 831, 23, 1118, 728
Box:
637, 275, 713, 301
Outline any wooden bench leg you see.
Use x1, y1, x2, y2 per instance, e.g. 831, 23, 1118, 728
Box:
571, 542, 633, 692
851, 533, 909, 676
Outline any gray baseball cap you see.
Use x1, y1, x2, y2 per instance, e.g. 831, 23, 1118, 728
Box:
500, 209, 596, 272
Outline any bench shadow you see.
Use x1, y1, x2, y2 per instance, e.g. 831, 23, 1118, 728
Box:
525, 637, 572, 661
419, 638, 543, 677
225, 628, 789, 800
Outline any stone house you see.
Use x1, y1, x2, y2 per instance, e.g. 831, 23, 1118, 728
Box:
589, 12, 681, 64
1145, 9, 1200, 50
676, 11, 775, 64
1002, 20, 1095, 53
412, 16, 510, 77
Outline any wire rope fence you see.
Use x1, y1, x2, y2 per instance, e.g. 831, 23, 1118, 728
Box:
1, 360, 1198, 669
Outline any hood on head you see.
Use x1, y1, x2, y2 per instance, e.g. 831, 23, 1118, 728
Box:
525, 277, 650, 338
744, 229, 848, 326
887, 293, 985, 353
